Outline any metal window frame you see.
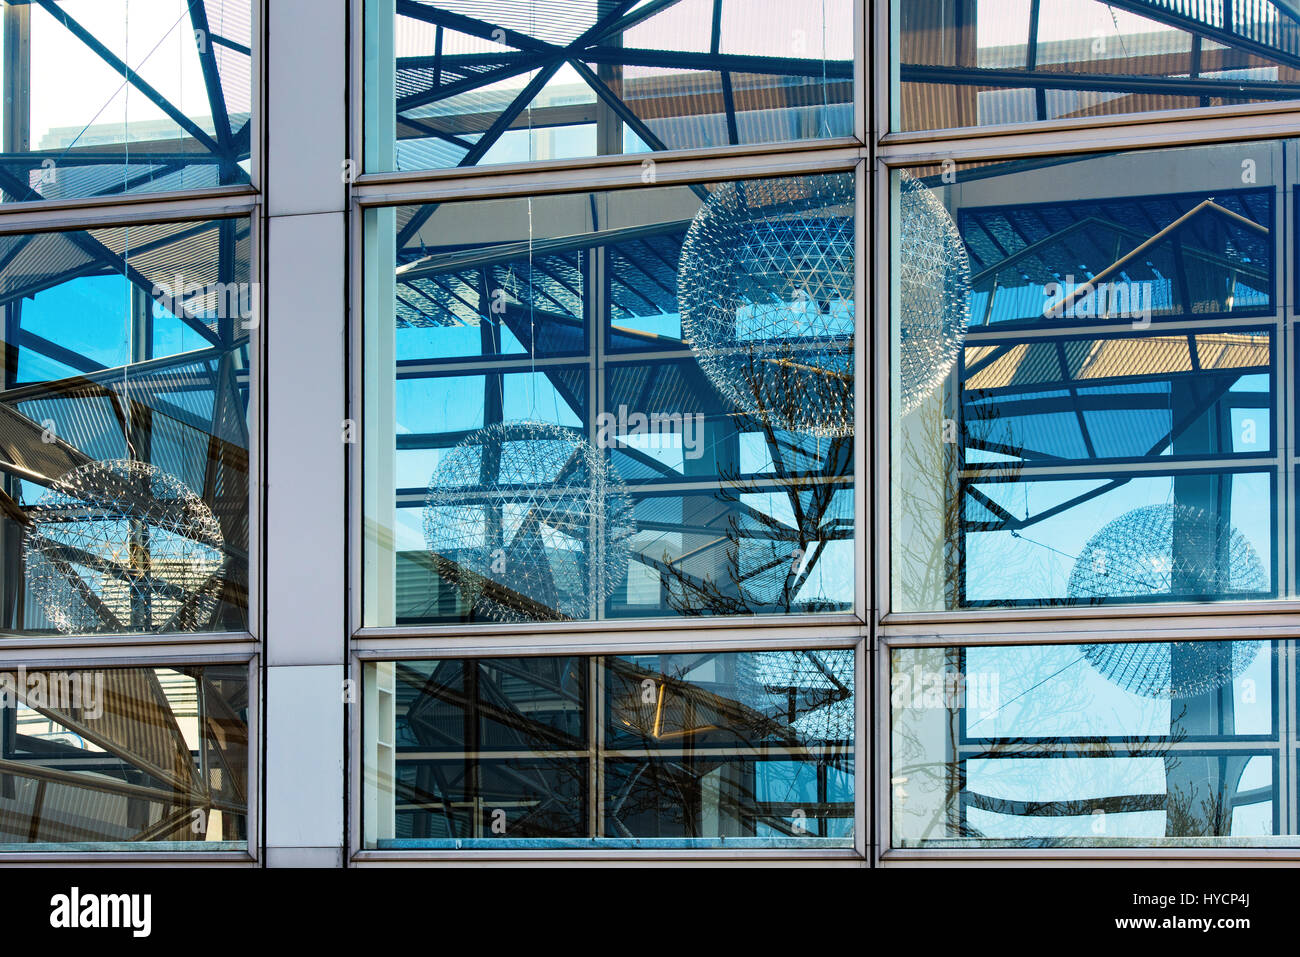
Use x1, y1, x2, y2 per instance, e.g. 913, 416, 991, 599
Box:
347, 0, 868, 182
345, 146, 873, 644
344, 0, 873, 863
0, 650, 261, 865
872, 134, 1300, 627
0, 0, 265, 865
873, 629, 1300, 865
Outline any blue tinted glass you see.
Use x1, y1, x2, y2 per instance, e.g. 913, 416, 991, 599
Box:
368, 172, 856, 626
0, 217, 252, 637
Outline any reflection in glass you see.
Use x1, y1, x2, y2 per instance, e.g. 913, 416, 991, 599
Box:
0, 0, 252, 201
0, 664, 248, 848
362, 649, 855, 848
891, 641, 1283, 847
0, 218, 252, 637
891, 141, 1282, 612
893, 0, 1300, 133
365, 0, 853, 174
364, 174, 855, 626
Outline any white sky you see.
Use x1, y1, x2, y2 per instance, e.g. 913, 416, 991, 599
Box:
9, 0, 235, 149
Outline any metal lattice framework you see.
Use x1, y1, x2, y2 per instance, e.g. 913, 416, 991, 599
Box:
390, 0, 853, 243
422, 420, 636, 622
677, 173, 855, 438
23, 459, 226, 634
0, 0, 252, 203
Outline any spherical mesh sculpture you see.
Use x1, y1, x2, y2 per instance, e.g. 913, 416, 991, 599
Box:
423, 420, 636, 622
1080, 639, 1262, 700
677, 174, 854, 437
24, 460, 225, 634
736, 649, 855, 742
1068, 503, 1267, 698
896, 169, 970, 418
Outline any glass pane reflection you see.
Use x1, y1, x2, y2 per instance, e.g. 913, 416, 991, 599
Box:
365, 173, 856, 626
0, 0, 252, 201
891, 640, 1286, 847
367, 0, 853, 174
363, 649, 856, 848
0, 217, 252, 638
0, 664, 248, 849
891, 141, 1285, 612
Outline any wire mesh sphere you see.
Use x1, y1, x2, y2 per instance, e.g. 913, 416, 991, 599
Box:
24, 459, 226, 635
423, 420, 636, 622
1068, 503, 1268, 601
895, 169, 970, 418
1068, 503, 1267, 698
677, 174, 855, 437
1080, 639, 1262, 700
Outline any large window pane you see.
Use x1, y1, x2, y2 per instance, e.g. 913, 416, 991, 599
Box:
365, 173, 856, 626
891, 141, 1286, 612
0, 0, 252, 202
891, 640, 1287, 848
0, 217, 252, 637
893, 0, 1300, 133
363, 649, 855, 848
0, 663, 248, 849
364, 0, 854, 174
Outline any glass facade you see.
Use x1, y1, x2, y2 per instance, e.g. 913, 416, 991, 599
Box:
11, 0, 1300, 870
0, 0, 257, 859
